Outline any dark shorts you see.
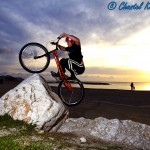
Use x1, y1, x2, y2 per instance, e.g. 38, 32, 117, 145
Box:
60, 58, 85, 75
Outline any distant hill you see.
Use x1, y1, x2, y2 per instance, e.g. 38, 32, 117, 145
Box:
83, 81, 110, 85
0, 75, 23, 83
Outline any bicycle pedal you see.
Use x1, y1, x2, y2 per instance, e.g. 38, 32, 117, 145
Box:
51, 72, 60, 81
51, 71, 56, 76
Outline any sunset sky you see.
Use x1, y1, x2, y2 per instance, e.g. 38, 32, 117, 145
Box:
1, 0, 150, 82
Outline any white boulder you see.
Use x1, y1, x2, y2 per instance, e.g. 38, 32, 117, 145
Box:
0, 74, 69, 132
58, 117, 150, 149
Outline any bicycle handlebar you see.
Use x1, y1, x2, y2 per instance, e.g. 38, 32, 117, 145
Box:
34, 36, 63, 59
57, 36, 62, 40
50, 36, 63, 50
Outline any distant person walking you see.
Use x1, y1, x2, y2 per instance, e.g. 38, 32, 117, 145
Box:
130, 82, 135, 90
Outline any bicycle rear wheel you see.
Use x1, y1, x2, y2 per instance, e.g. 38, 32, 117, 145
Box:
19, 43, 50, 73
58, 79, 84, 106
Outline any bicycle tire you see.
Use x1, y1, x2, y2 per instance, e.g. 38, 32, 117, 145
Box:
19, 43, 50, 73
58, 78, 84, 106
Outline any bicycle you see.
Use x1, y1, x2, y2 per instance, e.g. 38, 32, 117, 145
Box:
19, 37, 84, 106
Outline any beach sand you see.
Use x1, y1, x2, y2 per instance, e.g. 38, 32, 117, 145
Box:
0, 80, 150, 125
67, 88, 150, 126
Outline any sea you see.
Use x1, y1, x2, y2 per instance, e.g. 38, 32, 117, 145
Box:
48, 81, 150, 91
84, 82, 150, 91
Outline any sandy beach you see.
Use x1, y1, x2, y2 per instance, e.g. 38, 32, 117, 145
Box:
67, 88, 150, 126
0, 80, 150, 126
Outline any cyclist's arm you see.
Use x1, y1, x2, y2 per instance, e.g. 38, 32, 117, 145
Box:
60, 33, 81, 46
58, 45, 66, 51
67, 34, 81, 46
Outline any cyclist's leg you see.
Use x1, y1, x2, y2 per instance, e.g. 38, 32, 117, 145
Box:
51, 58, 68, 78
60, 58, 68, 73
59, 58, 75, 77
67, 59, 85, 77
57, 58, 85, 78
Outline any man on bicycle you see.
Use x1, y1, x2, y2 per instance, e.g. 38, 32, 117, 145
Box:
52, 33, 85, 79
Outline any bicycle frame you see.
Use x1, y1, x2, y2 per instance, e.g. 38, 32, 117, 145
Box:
34, 38, 73, 91
51, 50, 64, 79
51, 49, 73, 92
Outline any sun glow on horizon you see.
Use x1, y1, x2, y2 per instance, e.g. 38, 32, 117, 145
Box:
83, 27, 150, 75
80, 27, 150, 82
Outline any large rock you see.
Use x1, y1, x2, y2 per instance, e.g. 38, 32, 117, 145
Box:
58, 117, 150, 150
0, 74, 69, 132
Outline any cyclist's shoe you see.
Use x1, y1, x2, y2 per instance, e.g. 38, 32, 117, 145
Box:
51, 71, 60, 77
51, 71, 60, 80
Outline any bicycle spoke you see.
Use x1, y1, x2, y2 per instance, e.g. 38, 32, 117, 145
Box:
68, 91, 74, 105
19, 43, 50, 73
58, 79, 84, 106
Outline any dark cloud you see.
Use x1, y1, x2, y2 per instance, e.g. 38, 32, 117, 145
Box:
0, 47, 15, 55
0, 9, 30, 46
0, 46, 18, 67
1, 0, 149, 46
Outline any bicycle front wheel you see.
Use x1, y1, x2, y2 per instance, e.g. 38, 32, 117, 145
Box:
19, 43, 50, 73
58, 79, 84, 106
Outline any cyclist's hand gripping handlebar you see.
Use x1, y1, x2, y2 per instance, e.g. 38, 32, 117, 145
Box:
50, 36, 62, 45
57, 36, 62, 40
50, 41, 56, 45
